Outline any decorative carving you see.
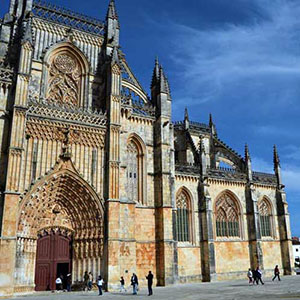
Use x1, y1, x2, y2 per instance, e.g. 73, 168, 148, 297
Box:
25, 118, 105, 148
111, 63, 121, 75
27, 98, 107, 126
47, 53, 81, 106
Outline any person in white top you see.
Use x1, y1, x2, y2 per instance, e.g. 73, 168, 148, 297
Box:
97, 275, 104, 296
247, 268, 253, 284
55, 276, 62, 291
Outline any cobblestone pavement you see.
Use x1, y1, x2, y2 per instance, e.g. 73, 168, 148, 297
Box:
9, 276, 300, 300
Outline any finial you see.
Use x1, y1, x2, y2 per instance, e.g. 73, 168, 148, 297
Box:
245, 144, 251, 161
209, 113, 213, 127
184, 107, 189, 121
107, 0, 118, 20
273, 145, 280, 168
151, 57, 160, 89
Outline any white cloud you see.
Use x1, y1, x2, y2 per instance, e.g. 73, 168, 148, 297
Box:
157, 0, 300, 109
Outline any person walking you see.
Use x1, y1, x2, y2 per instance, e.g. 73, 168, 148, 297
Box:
146, 271, 154, 296
83, 271, 89, 291
88, 272, 94, 291
97, 275, 104, 296
131, 273, 138, 295
255, 267, 264, 285
120, 276, 126, 292
272, 265, 281, 281
247, 268, 253, 284
66, 273, 72, 292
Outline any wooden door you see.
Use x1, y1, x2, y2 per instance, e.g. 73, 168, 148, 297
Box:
35, 232, 72, 291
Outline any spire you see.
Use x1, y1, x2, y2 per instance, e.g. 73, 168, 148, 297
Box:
159, 65, 170, 95
151, 57, 160, 89
245, 144, 251, 162
209, 113, 213, 128
107, 0, 118, 21
273, 145, 283, 189
184, 107, 189, 121
209, 113, 217, 137
245, 144, 252, 181
273, 145, 280, 168
106, 0, 120, 55
184, 107, 189, 130
199, 138, 207, 178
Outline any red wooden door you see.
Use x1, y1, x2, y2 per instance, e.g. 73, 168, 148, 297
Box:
35, 232, 72, 291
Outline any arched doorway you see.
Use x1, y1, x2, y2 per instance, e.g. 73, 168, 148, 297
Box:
15, 158, 104, 291
35, 229, 72, 291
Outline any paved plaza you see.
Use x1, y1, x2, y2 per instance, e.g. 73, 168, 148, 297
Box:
8, 275, 300, 300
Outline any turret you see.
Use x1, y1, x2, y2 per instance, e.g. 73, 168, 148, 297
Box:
151, 60, 171, 118
273, 145, 283, 189
106, 0, 120, 56
244, 144, 252, 181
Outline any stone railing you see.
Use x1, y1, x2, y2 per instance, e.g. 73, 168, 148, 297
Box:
32, 0, 105, 35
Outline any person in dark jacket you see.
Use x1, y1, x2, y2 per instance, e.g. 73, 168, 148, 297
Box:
272, 265, 281, 281
146, 271, 154, 296
255, 267, 264, 285
131, 273, 138, 295
66, 273, 72, 292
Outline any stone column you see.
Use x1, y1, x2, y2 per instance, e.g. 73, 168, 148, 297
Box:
103, 53, 122, 289
0, 35, 33, 297
199, 181, 216, 282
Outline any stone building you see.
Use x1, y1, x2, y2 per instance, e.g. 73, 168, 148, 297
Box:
0, 0, 293, 297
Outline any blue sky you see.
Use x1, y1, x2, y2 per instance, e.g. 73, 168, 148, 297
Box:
1, 0, 300, 236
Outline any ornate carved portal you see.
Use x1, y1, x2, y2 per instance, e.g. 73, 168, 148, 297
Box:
15, 158, 104, 289
46, 52, 81, 106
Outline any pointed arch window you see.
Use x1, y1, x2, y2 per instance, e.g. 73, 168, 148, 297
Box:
127, 136, 145, 204
215, 193, 240, 238
258, 198, 272, 237
176, 189, 192, 242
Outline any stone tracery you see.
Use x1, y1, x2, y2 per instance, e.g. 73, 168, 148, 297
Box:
215, 192, 240, 237
258, 198, 272, 237
46, 52, 81, 106
176, 188, 192, 242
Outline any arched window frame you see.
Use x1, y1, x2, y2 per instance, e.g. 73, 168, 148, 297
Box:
258, 197, 274, 238
214, 191, 243, 240
175, 187, 194, 244
126, 134, 146, 205
41, 42, 90, 109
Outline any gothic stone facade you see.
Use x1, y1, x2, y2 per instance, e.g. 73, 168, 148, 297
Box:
0, 0, 293, 297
